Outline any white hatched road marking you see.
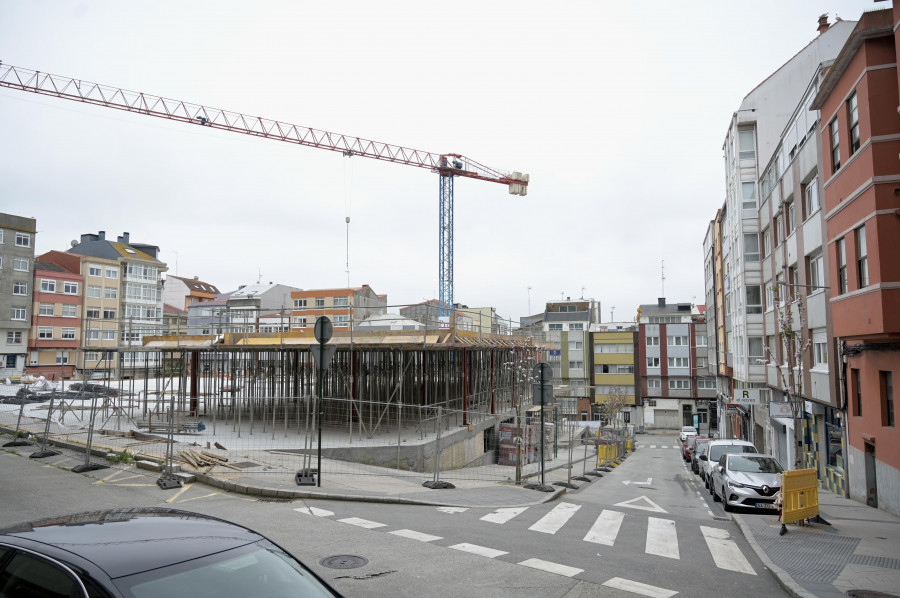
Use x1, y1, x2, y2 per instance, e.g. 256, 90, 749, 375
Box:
700, 526, 756, 575
603, 577, 678, 598
583, 510, 625, 546
294, 506, 334, 517
449, 543, 507, 558
646, 517, 679, 559
338, 517, 386, 529
529, 502, 581, 534
518, 558, 583, 577
390, 529, 442, 542
481, 507, 528, 524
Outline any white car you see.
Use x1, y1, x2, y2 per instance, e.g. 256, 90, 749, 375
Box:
698, 439, 757, 488
680, 426, 697, 442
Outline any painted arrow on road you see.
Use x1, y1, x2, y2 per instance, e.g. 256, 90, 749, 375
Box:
621, 478, 652, 486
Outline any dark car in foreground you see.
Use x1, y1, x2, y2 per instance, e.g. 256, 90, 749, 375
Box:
0, 507, 342, 597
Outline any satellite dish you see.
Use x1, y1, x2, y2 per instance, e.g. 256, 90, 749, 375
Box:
70, 240, 77, 247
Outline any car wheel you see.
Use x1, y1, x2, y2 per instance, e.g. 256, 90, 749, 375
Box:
712, 484, 720, 502
722, 493, 733, 512
704, 478, 709, 489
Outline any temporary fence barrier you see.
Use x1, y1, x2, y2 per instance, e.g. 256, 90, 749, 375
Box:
780, 468, 819, 525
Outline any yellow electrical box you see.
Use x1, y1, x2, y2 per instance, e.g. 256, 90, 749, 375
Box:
780, 468, 819, 524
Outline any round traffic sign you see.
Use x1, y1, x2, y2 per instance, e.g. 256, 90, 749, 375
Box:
314, 316, 333, 343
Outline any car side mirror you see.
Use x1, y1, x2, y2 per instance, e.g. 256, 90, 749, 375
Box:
699, 455, 707, 461
718, 465, 724, 473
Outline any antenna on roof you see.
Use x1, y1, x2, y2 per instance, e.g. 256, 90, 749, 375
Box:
661, 260, 666, 297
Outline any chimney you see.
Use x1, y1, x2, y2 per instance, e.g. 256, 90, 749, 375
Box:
118, 232, 130, 245
193, 276, 199, 280
658, 298, 666, 307
98, 231, 105, 240
818, 13, 829, 35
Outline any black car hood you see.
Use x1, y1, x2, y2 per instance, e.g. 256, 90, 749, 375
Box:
0, 508, 262, 578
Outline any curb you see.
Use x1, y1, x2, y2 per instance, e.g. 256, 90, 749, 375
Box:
732, 513, 819, 598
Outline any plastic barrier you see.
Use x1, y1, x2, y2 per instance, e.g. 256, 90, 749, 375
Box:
780, 468, 819, 524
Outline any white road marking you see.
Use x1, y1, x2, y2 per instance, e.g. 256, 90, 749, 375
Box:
650, 445, 658, 448
603, 577, 678, 598
518, 558, 583, 577
390, 529, 442, 542
646, 517, 679, 559
529, 502, 581, 534
584, 510, 625, 546
449, 543, 507, 558
437, 507, 468, 514
294, 506, 334, 517
700, 526, 756, 575
622, 478, 652, 486
338, 517, 386, 529
481, 507, 528, 524
614, 495, 669, 513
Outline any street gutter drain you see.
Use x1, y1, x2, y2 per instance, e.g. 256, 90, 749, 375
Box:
320, 555, 368, 569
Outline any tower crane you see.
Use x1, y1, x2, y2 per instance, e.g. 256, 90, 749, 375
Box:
0, 63, 529, 316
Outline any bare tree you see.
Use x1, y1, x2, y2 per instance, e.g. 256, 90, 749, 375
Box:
597, 385, 629, 431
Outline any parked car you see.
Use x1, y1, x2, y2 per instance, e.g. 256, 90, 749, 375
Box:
0, 507, 343, 598
680, 426, 698, 442
698, 439, 757, 488
710, 452, 783, 512
689, 437, 713, 472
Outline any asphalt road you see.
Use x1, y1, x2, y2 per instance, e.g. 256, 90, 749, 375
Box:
1, 439, 789, 597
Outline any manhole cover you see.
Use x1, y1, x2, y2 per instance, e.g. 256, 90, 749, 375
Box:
847, 591, 899, 598
230, 461, 259, 469
320, 555, 368, 569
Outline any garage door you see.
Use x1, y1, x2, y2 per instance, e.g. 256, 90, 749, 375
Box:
652, 409, 679, 430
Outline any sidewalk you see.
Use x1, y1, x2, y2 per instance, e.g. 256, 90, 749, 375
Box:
733, 486, 900, 598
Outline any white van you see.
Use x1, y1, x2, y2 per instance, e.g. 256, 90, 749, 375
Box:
698, 439, 757, 488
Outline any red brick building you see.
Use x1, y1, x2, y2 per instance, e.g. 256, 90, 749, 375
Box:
811, 5, 900, 516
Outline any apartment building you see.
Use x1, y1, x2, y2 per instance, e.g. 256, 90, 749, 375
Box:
591, 325, 637, 425
540, 298, 599, 420
27, 256, 83, 379
289, 285, 385, 330
637, 299, 715, 432
164, 275, 220, 312
810, 6, 900, 516
0, 213, 37, 377
399, 300, 473, 331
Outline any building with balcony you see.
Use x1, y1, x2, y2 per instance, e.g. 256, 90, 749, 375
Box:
0, 213, 37, 378
539, 298, 599, 421
591, 324, 637, 425
810, 5, 900, 516
27, 257, 83, 379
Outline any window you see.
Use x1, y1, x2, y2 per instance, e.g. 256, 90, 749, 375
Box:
12, 281, 27, 295
742, 182, 756, 209
616, 365, 634, 374
0, 230, 2, 243
38, 326, 53, 339
668, 336, 688, 346
89, 264, 102, 277
739, 129, 755, 160
744, 233, 759, 261
41, 279, 57, 293
85, 307, 100, 319
766, 283, 775, 311
853, 368, 862, 416
88, 285, 102, 298
548, 323, 562, 331
61, 327, 76, 340
559, 305, 576, 312
668, 357, 689, 368
646, 336, 659, 346
292, 316, 307, 328
746, 285, 762, 314
762, 229, 770, 258
696, 335, 708, 346
568, 340, 583, 350
787, 201, 795, 233
830, 118, 841, 172
13, 257, 28, 271
805, 179, 820, 217
748, 337, 764, 359
334, 315, 349, 326
6, 331, 22, 344
315, 298, 325, 308
63, 281, 78, 294
15, 232, 30, 247
647, 357, 660, 368
103, 309, 116, 320
56, 351, 70, 364
837, 238, 848, 294
698, 378, 716, 389
848, 91, 860, 154
809, 252, 824, 291
86, 329, 100, 340
774, 214, 783, 245
669, 379, 690, 390
856, 225, 868, 288
813, 330, 828, 367
882, 371, 894, 427
103, 330, 116, 341
293, 298, 307, 309
596, 343, 633, 353
106, 267, 118, 279
569, 323, 584, 331
647, 378, 661, 389
568, 360, 584, 369
61, 304, 77, 318
105, 287, 117, 299
333, 297, 349, 307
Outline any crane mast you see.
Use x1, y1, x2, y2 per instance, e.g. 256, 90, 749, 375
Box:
0, 63, 529, 316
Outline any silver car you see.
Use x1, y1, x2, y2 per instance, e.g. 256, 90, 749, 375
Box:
711, 452, 783, 512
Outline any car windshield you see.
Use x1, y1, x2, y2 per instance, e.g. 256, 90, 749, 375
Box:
695, 440, 710, 452
115, 542, 337, 598
708, 444, 755, 461
728, 455, 783, 474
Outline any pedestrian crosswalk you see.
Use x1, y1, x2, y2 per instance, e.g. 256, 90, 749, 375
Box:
294, 501, 757, 577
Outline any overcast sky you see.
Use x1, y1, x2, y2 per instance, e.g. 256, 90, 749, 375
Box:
0, 1, 880, 324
